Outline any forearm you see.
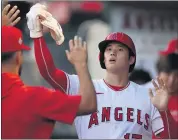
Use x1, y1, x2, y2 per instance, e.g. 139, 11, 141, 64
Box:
158, 110, 178, 139
34, 37, 68, 92
75, 63, 97, 115
34, 37, 55, 75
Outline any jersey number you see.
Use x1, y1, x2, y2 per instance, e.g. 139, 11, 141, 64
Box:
124, 133, 142, 139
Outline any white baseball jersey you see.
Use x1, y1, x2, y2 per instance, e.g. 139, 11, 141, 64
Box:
66, 74, 164, 139
143, 81, 154, 89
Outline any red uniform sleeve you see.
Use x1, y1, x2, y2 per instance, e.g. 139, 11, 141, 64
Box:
152, 110, 178, 139
34, 87, 81, 124
34, 37, 68, 92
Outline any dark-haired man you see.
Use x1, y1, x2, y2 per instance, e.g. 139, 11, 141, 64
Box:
1, 26, 97, 139
144, 42, 178, 138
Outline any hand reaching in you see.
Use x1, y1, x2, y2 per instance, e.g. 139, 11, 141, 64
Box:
149, 77, 170, 111
2, 4, 21, 26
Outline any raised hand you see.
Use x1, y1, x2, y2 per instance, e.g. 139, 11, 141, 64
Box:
39, 12, 65, 46
2, 4, 21, 26
66, 36, 87, 67
26, 3, 47, 38
149, 77, 170, 111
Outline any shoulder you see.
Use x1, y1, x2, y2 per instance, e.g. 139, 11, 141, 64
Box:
129, 82, 153, 107
129, 81, 149, 95
24, 85, 57, 95
92, 79, 103, 83
92, 79, 105, 87
142, 81, 154, 89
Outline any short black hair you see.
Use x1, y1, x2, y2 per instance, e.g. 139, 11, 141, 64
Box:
156, 53, 178, 73
167, 53, 178, 70
1, 52, 15, 63
129, 69, 152, 84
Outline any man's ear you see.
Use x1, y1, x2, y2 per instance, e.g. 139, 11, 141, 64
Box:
129, 56, 135, 65
15, 51, 23, 66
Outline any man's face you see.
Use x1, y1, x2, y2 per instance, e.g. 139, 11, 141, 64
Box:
167, 70, 178, 94
104, 42, 134, 73
159, 71, 178, 94
159, 72, 169, 84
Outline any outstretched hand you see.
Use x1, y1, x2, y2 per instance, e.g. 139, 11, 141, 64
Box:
66, 36, 87, 67
2, 4, 21, 26
149, 77, 170, 111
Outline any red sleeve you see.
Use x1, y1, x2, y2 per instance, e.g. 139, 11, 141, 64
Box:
34, 37, 68, 92
34, 87, 81, 124
152, 110, 178, 139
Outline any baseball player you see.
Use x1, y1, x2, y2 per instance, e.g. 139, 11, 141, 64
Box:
27, 4, 170, 139
1, 25, 97, 139
144, 40, 178, 138
144, 39, 178, 89
157, 53, 178, 139
159, 39, 178, 55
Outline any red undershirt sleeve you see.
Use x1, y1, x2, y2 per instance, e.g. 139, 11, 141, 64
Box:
33, 37, 68, 93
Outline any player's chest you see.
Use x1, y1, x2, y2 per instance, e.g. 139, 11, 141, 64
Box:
96, 89, 150, 112
87, 91, 151, 129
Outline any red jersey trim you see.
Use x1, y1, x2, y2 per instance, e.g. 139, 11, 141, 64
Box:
103, 79, 130, 91
38, 38, 67, 93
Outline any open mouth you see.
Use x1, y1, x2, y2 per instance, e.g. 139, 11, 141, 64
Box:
109, 59, 116, 62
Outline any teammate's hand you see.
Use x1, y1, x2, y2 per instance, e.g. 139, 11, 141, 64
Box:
39, 13, 65, 45
26, 3, 46, 38
149, 77, 170, 111
2, 4, 21, 26
66, 36, 87, 67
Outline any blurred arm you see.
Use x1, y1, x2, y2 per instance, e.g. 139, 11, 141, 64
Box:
159, 110, 178, 139
34, 87, 80, 123
152, 110, 178, 139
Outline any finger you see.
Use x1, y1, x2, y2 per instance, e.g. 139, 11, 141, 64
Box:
11, 17, 21, 26
65, 50, 69, 59
36, 16, 42, 31
7, 5, 18, 18
160, 79, 167, 90
9, 9, 20, 22
2, 0, 9, 9
69, 40, 74, 51
157, 77, 162, 88
38, 15, 46, 21
78, 37, 82, 47
74, 36, 79, 47
152, 79, 159, 90
149, 88, 154, 99
83, 41, 87, 50
2, 4, 10, 15
45, 11, 52, 17
160, 78, 165, 87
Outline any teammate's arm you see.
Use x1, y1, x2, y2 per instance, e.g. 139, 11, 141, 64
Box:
26, 3, 68, 92
65, 36, 97, 115
150, 105, 164, 137
33, 30, 97, 115
34, 37, 68, 92
34, 87, 95, 122
153, 110, 178, 139
33, 35, 97, 116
